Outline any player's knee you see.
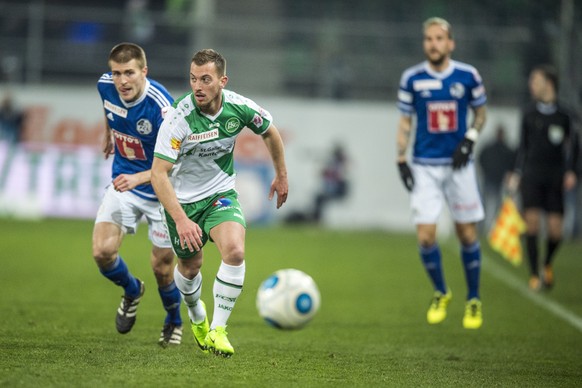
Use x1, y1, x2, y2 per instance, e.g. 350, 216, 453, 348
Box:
417, 234, 436, 247
177, 254, 203, 279
222, 245, 245, 266
92, 245, 117, 268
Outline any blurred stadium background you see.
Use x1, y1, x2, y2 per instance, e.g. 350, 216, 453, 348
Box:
0, 0, 581, 235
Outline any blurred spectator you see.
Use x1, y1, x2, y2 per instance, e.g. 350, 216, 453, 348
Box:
478, 124, 516, 233
311, 144, 350, 222
125, 0, 155, 43
283, 143, 350, 225
0, 92, 24, 144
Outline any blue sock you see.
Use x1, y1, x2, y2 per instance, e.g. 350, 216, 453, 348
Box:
419, 244, 447, 294
100, 256, 140, 298
158, 281, 183, 326
461, 241, 481, 300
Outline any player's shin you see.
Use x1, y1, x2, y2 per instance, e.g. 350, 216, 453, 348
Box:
173, 265, 205, 323
211, 261, 245, 329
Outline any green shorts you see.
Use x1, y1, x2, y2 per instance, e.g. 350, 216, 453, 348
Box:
164, 189, 246, 259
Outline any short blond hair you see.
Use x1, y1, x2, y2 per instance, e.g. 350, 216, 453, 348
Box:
423, 17, 453, 39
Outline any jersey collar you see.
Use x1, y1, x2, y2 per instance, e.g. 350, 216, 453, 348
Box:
536, 101, 557, 115
193, 90, 224, 121
423, 60, 455, 80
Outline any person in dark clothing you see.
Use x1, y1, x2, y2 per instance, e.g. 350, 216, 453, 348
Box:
507, 64, 579, 291
312, 144, 349, 222
0, 92, 24, 144
478, 125, 516, 233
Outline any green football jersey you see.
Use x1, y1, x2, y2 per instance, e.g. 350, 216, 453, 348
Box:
154, 89, 272, 203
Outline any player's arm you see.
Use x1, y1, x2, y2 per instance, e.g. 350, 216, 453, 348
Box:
564, 116, 579, 190
102, 116, 114, 160
396, 115, 415, 191
112, 170, 151, 192
471, 105, 487, 133
151, 157, 203, 252
397, 115, 413, 163
261, 124, 289, 209
452, 104, 487, 170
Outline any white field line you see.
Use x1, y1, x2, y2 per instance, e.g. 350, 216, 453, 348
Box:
483, 253, 582, 333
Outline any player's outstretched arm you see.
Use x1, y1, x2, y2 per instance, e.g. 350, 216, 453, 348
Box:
261, 124, 288, 209
151, 157, 203, 252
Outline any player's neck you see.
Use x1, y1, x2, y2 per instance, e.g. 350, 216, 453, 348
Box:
428, 57, 451, 73
200, 94, 223, 116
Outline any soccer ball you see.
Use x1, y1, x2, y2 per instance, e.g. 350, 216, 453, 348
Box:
256, 268, 321, 330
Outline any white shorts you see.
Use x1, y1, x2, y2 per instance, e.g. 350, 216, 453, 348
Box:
410, 163, 484, 224
95, 185, 172, 248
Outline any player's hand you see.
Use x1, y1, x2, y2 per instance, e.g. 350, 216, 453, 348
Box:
452, 138, 474, 170
113, 174, 139, 192
564, 171, 577, 191
397, 161, 414, 192
269, 175, 289, 209
176, 218, 203, 253
506, 172, 520, 195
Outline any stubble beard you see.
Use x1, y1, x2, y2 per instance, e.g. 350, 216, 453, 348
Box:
427, 52, 447, 68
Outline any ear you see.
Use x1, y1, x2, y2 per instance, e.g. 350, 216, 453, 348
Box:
220, 75, 229, 89
449, 39, 456, 53
142, 66, 149, 77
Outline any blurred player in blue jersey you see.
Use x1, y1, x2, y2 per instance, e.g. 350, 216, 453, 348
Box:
92, 43, 183, 346
395, 18, 487, 329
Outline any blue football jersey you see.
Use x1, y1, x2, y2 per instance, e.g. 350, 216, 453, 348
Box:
97, 74, 174, 201
398, 60, 487, 165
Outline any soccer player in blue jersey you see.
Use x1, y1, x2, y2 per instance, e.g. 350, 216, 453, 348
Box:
395, 18, 487, 329
92, 43, 183, 345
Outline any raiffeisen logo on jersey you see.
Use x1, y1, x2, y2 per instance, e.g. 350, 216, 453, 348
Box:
187, 129, 219, 142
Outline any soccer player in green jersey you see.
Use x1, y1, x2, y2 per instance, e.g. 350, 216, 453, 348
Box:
151, 49, 288, 357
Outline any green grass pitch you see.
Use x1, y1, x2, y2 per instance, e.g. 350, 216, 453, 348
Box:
0, 218, 581, 387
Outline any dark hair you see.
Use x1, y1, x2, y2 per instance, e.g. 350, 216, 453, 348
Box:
108, 42, 147, 69
191, 49, 227, 76
532, 64, 558, 92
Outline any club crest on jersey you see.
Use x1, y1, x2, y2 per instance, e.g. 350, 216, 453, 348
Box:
427, 101, 458, 133
136, 119, 153, 135
449, 83, 465, 99
548, 124, 564, 144
225, 117, 241, 134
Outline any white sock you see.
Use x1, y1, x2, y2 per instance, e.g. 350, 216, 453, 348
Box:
173, 265, 205, 323
211, 261, 245, 329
